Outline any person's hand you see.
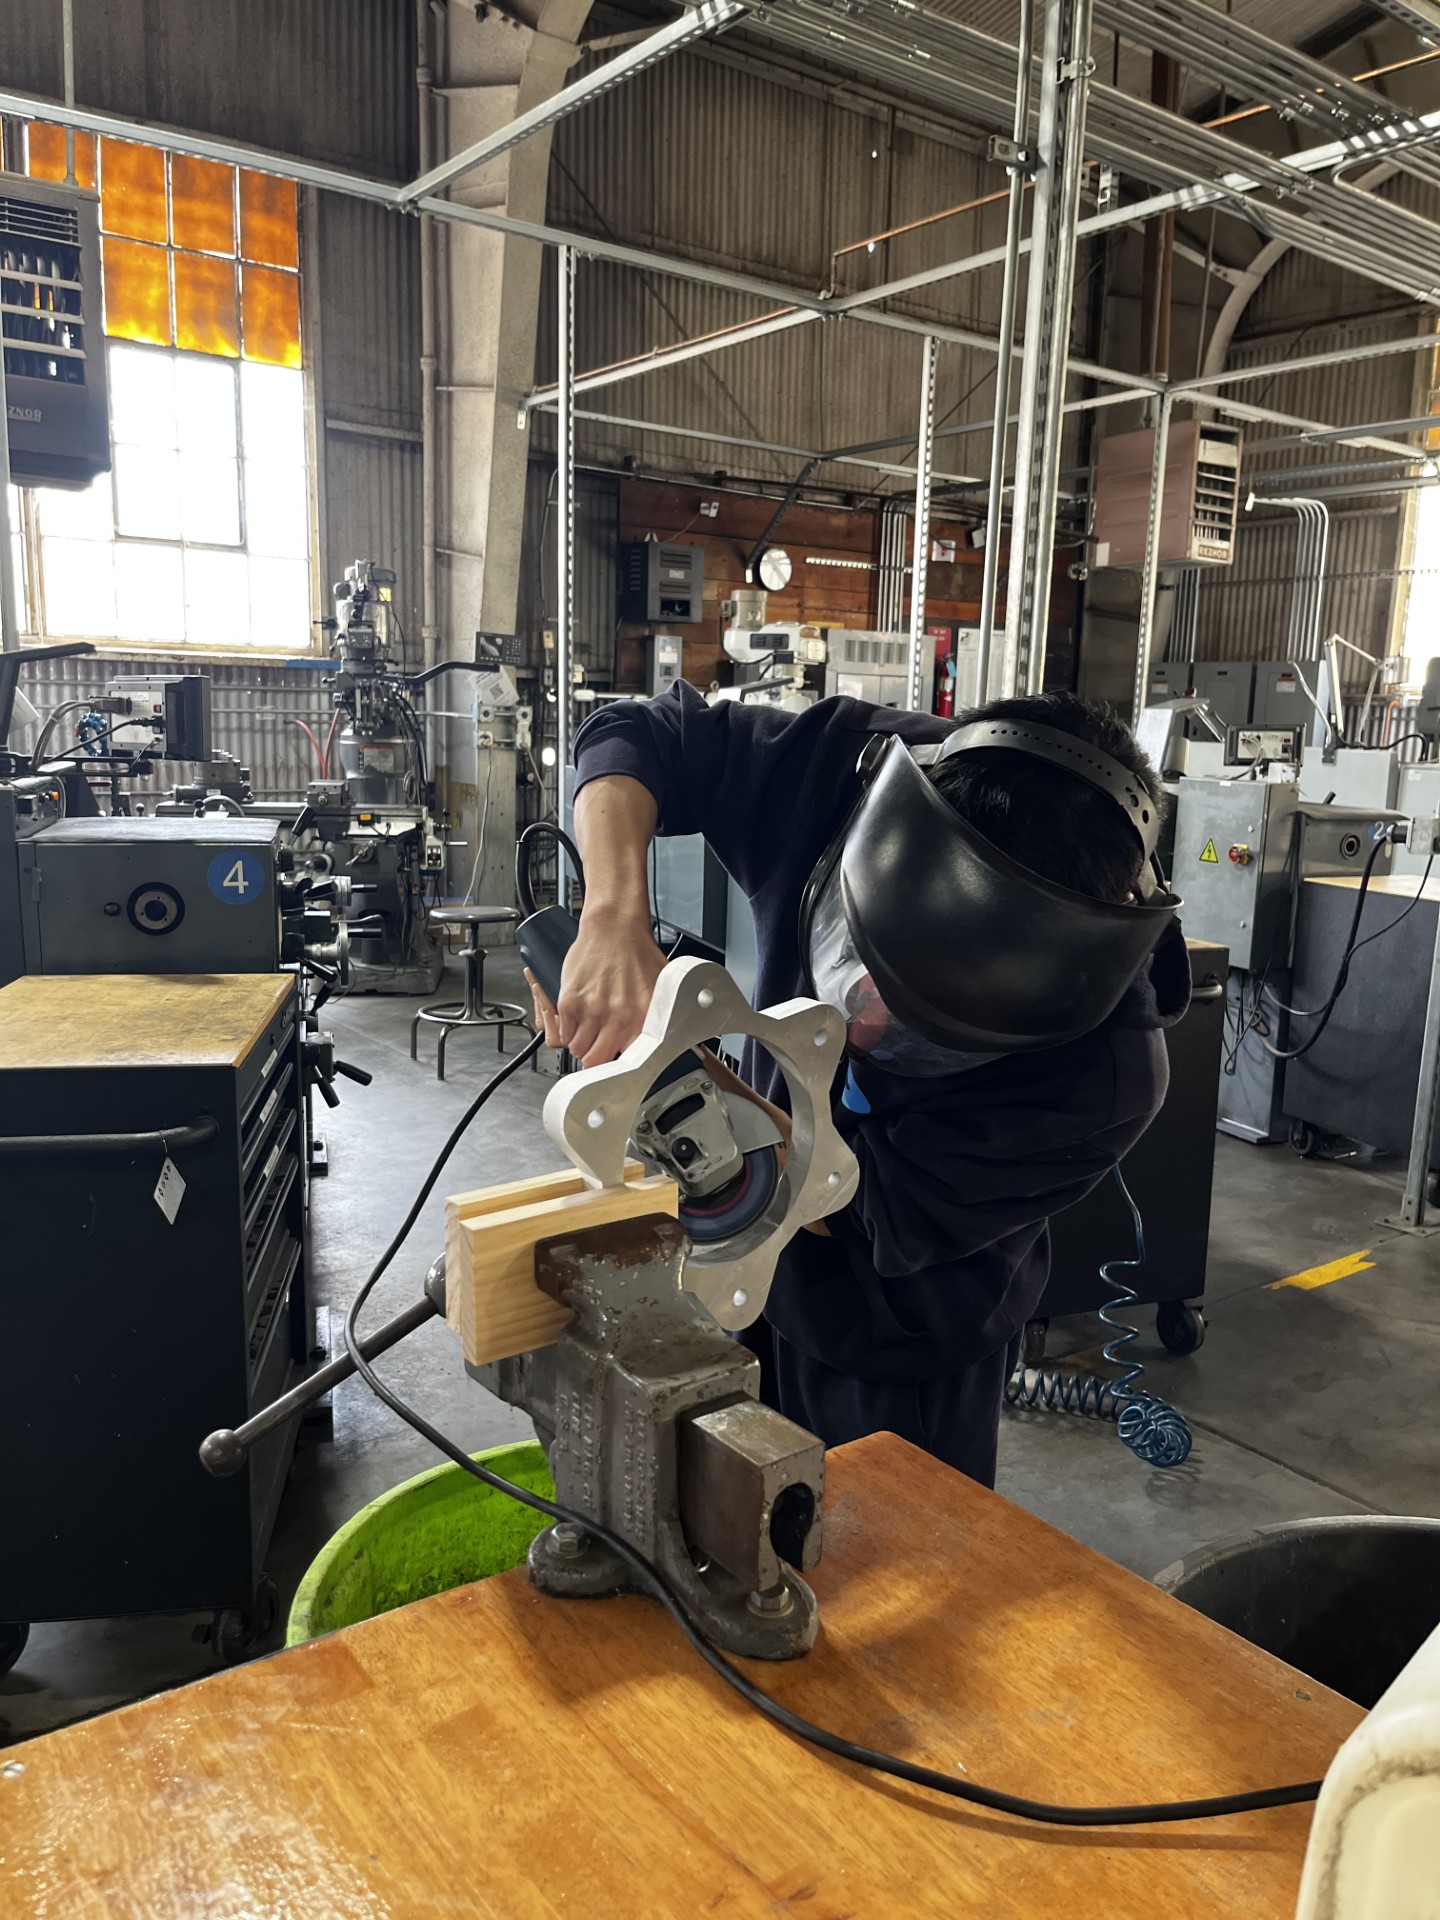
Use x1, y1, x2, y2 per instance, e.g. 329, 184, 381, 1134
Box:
525, 905, 667, 1067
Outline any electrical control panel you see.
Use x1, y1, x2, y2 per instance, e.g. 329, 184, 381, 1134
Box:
621, 542, 705, 624
1172, 779, 1300, 972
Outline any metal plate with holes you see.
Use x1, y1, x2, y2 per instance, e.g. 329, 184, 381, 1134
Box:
543, 958, 859, 1328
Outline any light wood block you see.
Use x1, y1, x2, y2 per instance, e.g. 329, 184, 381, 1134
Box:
445, 1169, 677, 1366
442, 1160, 645, 1340
0, 1435, 1362, 1919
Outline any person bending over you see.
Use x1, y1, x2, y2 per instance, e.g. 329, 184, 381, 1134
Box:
527, 683, 1187, 1486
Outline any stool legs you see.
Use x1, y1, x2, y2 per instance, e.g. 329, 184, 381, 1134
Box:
411, 932, 534, 1081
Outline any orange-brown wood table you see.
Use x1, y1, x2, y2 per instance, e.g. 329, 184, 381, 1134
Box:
0, 1434, 1360, 1919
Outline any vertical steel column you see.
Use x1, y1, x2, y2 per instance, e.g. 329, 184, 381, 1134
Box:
1391, 899, 1440, 1232
0, 337, 18, 654
907, 335, 939, 712
1131, 386, 1174, 724
416, 0, 439, 669
976, 0, 1035, 701
999, 0, 1095, 698
62, 0, 77, 185
556, 246, 577, 882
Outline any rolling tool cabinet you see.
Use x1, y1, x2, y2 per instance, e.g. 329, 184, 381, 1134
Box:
0, 974, 308, 1652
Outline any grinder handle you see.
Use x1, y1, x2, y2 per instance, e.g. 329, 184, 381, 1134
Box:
516, 905, 701, 1094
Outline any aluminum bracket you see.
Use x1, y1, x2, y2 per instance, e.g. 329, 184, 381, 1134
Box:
543, 957, 859, 1329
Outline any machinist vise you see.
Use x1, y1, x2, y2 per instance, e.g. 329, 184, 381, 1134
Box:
202, 957, 859, 1660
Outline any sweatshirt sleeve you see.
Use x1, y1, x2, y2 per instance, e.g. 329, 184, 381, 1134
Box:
829, 1029, 1170, 1280
573, 683, 825, 895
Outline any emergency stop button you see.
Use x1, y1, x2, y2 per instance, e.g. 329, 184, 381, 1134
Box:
1228, 844, 1251, 866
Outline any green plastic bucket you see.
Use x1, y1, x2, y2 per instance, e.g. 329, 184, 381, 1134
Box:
286, 1439, 555, 1646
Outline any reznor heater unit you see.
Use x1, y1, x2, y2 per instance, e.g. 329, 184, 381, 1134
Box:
1092, 418, 1242, 569
1, 171, 110, 490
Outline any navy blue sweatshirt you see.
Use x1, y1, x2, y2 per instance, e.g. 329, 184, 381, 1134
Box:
574, 684, 1189, 1386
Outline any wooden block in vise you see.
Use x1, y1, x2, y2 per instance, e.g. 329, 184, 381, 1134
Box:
444, 1165, 676, 1367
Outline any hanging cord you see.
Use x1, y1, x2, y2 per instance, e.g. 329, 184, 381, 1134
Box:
1005, 1166, 1192, 1468
517, 819, 584, 917
341, 1064, 1320, 1829
1261, 833, 1408, 1060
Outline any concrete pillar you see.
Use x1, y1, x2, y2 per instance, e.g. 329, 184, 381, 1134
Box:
433, 0, 590, 917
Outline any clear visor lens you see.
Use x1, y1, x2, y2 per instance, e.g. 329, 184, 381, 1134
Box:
806, 862, 998, 1078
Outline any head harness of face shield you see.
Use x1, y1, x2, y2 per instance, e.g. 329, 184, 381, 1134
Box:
799, 718, 1181, 1071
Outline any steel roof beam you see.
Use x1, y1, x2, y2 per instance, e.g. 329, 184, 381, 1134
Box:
396, 0, 746, 207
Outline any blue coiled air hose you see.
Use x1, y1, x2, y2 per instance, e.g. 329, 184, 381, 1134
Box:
1004, 1165, 1194, 1469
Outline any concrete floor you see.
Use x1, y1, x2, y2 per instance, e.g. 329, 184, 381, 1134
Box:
3, 948, 1435, 1744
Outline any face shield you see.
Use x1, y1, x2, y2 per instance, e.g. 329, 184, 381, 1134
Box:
799, 718, 1181, 1067
805, 854, 1002, 1076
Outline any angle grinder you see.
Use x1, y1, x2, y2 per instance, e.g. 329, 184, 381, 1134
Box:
517, 904, 783, 1242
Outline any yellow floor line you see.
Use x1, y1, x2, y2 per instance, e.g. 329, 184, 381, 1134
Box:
1269, 1249, 1376, 1292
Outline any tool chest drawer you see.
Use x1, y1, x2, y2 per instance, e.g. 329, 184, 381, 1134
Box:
0, 972, 309, 1621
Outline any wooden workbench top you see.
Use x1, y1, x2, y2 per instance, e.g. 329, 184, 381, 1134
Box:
0, 974, 290, 1072
0, 1435, 1360, 1918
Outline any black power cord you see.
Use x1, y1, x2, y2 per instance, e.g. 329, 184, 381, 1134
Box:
1263, 832, 1423, 1060
342, 1046, 1325, 1830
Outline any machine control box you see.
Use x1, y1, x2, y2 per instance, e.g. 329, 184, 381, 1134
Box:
645, 634, 683, 700
1172, 779, 1299, 972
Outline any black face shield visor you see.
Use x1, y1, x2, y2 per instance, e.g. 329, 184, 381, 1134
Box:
799, 718, 1181, 1070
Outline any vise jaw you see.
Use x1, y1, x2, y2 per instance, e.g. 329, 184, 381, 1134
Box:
469, 1213, 824, 1660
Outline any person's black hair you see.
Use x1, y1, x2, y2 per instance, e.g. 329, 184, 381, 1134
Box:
928, 691, 1166, 904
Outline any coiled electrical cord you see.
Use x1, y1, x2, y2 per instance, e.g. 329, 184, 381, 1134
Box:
342, 1052, 1322, 1829
1004, 1167, 1193, 1469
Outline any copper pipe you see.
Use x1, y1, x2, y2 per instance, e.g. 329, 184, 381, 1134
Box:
1206, 46, 1440, 130
829, 186, 1008, 268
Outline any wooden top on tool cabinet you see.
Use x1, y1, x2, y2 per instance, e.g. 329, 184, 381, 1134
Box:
0, 974, 291, 1071
1307, 872, 1440, 902
0, 1433, 1359, 1920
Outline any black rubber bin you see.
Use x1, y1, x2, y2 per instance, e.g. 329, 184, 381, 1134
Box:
1155, 1516, 1440, 1709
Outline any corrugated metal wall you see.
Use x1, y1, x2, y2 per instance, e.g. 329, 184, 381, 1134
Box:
0, 0, 413, 175
515, 461, 620, 682
538, 45, 1072, 496
1196, 312, 1431, 670
15, 655, 333, 801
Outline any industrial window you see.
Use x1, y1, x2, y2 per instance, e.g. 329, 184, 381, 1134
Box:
12, 126, 311, 650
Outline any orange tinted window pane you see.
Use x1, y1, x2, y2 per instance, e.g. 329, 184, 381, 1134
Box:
102, 239, 172, 345
241, 265, 301, 368
174, 252, 239, 357
238, 171, 298, 269
27, 123, 97, 189
100, 138, 167, 242
170, 154, 236, 256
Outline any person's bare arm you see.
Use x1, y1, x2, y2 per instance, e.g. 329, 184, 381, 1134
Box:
525, 775, 668, 1067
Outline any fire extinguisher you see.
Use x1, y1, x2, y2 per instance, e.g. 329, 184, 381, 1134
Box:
935, 657, 956, 719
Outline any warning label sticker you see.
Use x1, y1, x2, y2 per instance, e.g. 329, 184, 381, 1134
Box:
1199, 839, 1220, 864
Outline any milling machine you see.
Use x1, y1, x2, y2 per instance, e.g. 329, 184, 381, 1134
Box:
312, 560, 447, 995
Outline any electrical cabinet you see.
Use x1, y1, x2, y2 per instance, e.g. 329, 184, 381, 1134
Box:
1, 173, 111, 489
1172, 779, 1299, 972
644, 634, 683, 699
823, 630, 937, 710
621, 542, 704, 623
0, 973, 307, 1622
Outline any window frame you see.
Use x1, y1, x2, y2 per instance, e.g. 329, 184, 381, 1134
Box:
12, 136, 323, 661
